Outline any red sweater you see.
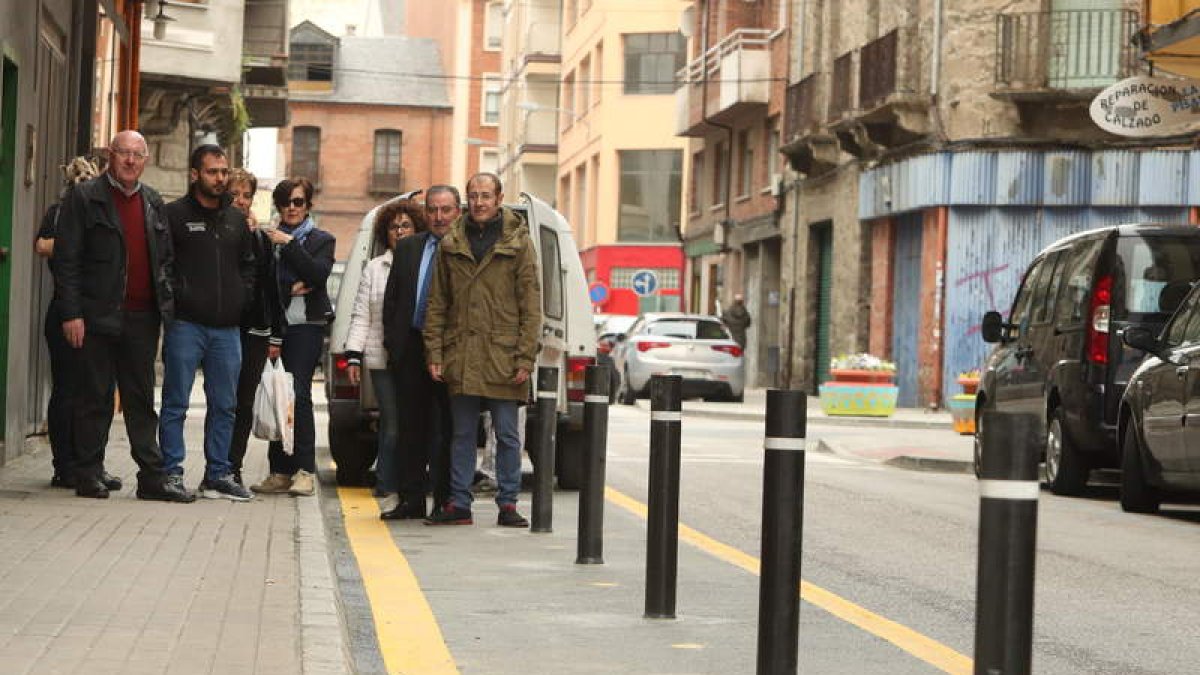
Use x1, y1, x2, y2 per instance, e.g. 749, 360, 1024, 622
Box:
111, 185, 154, 311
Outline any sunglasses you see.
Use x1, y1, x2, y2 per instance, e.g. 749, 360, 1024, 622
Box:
277, 197, 308, 209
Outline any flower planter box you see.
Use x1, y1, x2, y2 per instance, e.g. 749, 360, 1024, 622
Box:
949, 376, 979, 434
819, 369, 897, 417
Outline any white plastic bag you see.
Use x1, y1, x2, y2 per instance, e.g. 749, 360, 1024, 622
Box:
252, 359, 295, 455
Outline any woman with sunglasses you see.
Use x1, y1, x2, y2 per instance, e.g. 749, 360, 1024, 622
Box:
344, 199, 426, 514
250, 177, 335, 497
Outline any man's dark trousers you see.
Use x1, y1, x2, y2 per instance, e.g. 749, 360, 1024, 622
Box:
72, 310, 165, 482
392, 329, 451, 508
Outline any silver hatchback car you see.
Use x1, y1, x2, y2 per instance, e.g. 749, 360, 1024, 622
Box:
612, 312, 746, 404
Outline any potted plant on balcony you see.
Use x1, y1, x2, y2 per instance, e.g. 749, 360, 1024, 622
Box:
819, 353, 898, 417
949, 369, 980, 435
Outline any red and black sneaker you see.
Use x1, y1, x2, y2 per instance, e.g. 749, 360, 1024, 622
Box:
425, 503, 473, 526
497, 504, 528, 528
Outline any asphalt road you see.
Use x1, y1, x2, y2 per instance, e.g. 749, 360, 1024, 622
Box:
323, 401, 1200, 674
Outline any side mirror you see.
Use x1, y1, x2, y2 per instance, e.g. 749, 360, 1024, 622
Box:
981, 311, 1007, 344
1122, 325, 1169, 361
615, 333, 627, 342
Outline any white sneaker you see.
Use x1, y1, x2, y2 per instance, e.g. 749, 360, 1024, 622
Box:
379, 493, 400, 513
288, 470, 315, 496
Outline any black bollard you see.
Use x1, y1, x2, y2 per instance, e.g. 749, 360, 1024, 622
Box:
973, 411, 1039, 675
531, 366, 558, 534
644, 374, 682, 619
756, 389, 807, 675
577, 363, 611, 564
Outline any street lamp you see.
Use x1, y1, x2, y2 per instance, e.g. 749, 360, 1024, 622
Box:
149, 0, 176, 40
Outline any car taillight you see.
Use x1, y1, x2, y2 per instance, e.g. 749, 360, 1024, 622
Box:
566, 356, 593, 402
711, 344, 743, 357
1088, 275, 1112, 365
636, 340, 671, 352
330, 353, 359, 399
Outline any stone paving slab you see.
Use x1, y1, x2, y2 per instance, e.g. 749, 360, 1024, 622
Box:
0, 388, 350, 675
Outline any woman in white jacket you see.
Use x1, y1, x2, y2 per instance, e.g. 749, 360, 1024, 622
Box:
344, 199, 425, 513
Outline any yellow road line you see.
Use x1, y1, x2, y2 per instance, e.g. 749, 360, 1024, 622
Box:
605, 486, 973, 675
336, 486, 458, 675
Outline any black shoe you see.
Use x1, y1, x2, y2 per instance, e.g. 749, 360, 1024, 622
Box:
381, 500, 427, 521
101, 472, 123, 491
497, 505, 528, 528
75, 479, 109, 499
50, 474, 77, 489
424, 503, 473, 525
232, 470, 244, 487
137, 475, 196, 503
199, 474, 253, 501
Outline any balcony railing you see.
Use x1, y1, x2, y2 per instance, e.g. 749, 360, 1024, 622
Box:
784, 72, 824, 140
679, 28, 772, 83
520, 107, 559, 147
523, 22, 562, 57
859, 27, 920, 111
995, 9, 1139, 92
369, 170, 403, 195
828, 51, 855, 121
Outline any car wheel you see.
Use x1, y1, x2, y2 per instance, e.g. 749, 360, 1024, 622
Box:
1044, 409, 1088, 496
555, 423, 584, 491
972, 410, 983, 479
618, 368, 637, 405
1120, 421, 1161, 514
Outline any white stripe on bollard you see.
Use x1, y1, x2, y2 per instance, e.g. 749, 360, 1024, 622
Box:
584, 394, 609, 404
978, 479, 1040, 501
764, 437, 805, 452
537, 391, 557, 399
650, 411, 683, 422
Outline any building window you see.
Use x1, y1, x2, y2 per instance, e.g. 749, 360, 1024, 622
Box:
618, 149, 682, 243
485, 2, 503, 50
690, 150, 704, 213
575, 163, 588, 243
711, 141, 728, 206
288, 42, 333, 82
578, 55, 591, 111
593, 41, 604, 107
292, 126, 321, 184
559, 173, 573, 237
483, 75, 501, 125
623, 32, 685, 95
562, 70, 575, 129
611, 267, 680, 290
371, 129, 402, 193
737, 129, 753, 198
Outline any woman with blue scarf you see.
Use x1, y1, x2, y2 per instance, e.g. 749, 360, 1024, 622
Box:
251, 177, 335, 497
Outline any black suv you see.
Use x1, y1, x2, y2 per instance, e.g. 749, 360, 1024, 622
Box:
977, 224, 1200, 495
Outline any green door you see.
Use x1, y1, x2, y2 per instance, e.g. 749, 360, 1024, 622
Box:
812, 223, 832, 393
1049, 0, 1124, 88
0, 57, 17, 438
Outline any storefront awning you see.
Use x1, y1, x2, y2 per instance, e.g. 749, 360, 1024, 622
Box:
1139, 1, 1200, 77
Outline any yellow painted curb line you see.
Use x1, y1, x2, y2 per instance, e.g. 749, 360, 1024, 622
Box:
605, 486, 973, 675
336, 487, 458, 675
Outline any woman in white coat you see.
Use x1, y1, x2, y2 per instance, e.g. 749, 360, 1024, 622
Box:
344, 199, 425, 514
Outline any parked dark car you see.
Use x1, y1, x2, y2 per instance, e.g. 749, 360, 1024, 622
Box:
976, 224, 1200, 495
1118, 283, 1200, 513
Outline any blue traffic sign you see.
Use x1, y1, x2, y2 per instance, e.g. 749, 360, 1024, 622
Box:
589, 281, 609, 304
631, 269, 659, 297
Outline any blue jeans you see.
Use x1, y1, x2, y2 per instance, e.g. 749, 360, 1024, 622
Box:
449, 396, 521, 510
159, 320, 242, 480
370, 369, 400, 493
268, 324, 323, 475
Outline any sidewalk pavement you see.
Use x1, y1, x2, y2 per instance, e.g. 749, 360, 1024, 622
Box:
635, 388, 975, 473
0, 387, 350, 675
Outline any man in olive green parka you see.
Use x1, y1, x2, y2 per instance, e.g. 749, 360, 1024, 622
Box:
423, 172, 542, 527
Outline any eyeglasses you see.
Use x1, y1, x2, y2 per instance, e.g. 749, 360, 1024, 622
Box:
276, 197, 308, 209
386, 221, 413, 231
425, 205, 459, 215
111, 149, 149, 161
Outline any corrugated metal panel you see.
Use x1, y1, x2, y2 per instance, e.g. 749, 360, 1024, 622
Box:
942, 207, 1044, 404
949, 152, 996, 205
1189, 150, 1200, 205
891, 213, 923, 408
895, 153, 950, 213
1137, 207, 1190, 224
859, 165, 879, 219
995, 151, 1043, 205
1091, 150, 1139, 206
1138, 152, 1188, 206
1043, 151, 1091, 206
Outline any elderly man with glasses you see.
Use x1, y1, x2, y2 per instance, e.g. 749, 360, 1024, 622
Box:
53, 130, 194, 502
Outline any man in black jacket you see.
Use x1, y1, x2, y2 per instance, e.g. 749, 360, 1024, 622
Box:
159, 145, 257, 501
380, 185, 458, 519
54, 130, 192, 501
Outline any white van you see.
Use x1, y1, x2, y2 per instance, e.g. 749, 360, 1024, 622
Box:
324, 192, 597, 488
